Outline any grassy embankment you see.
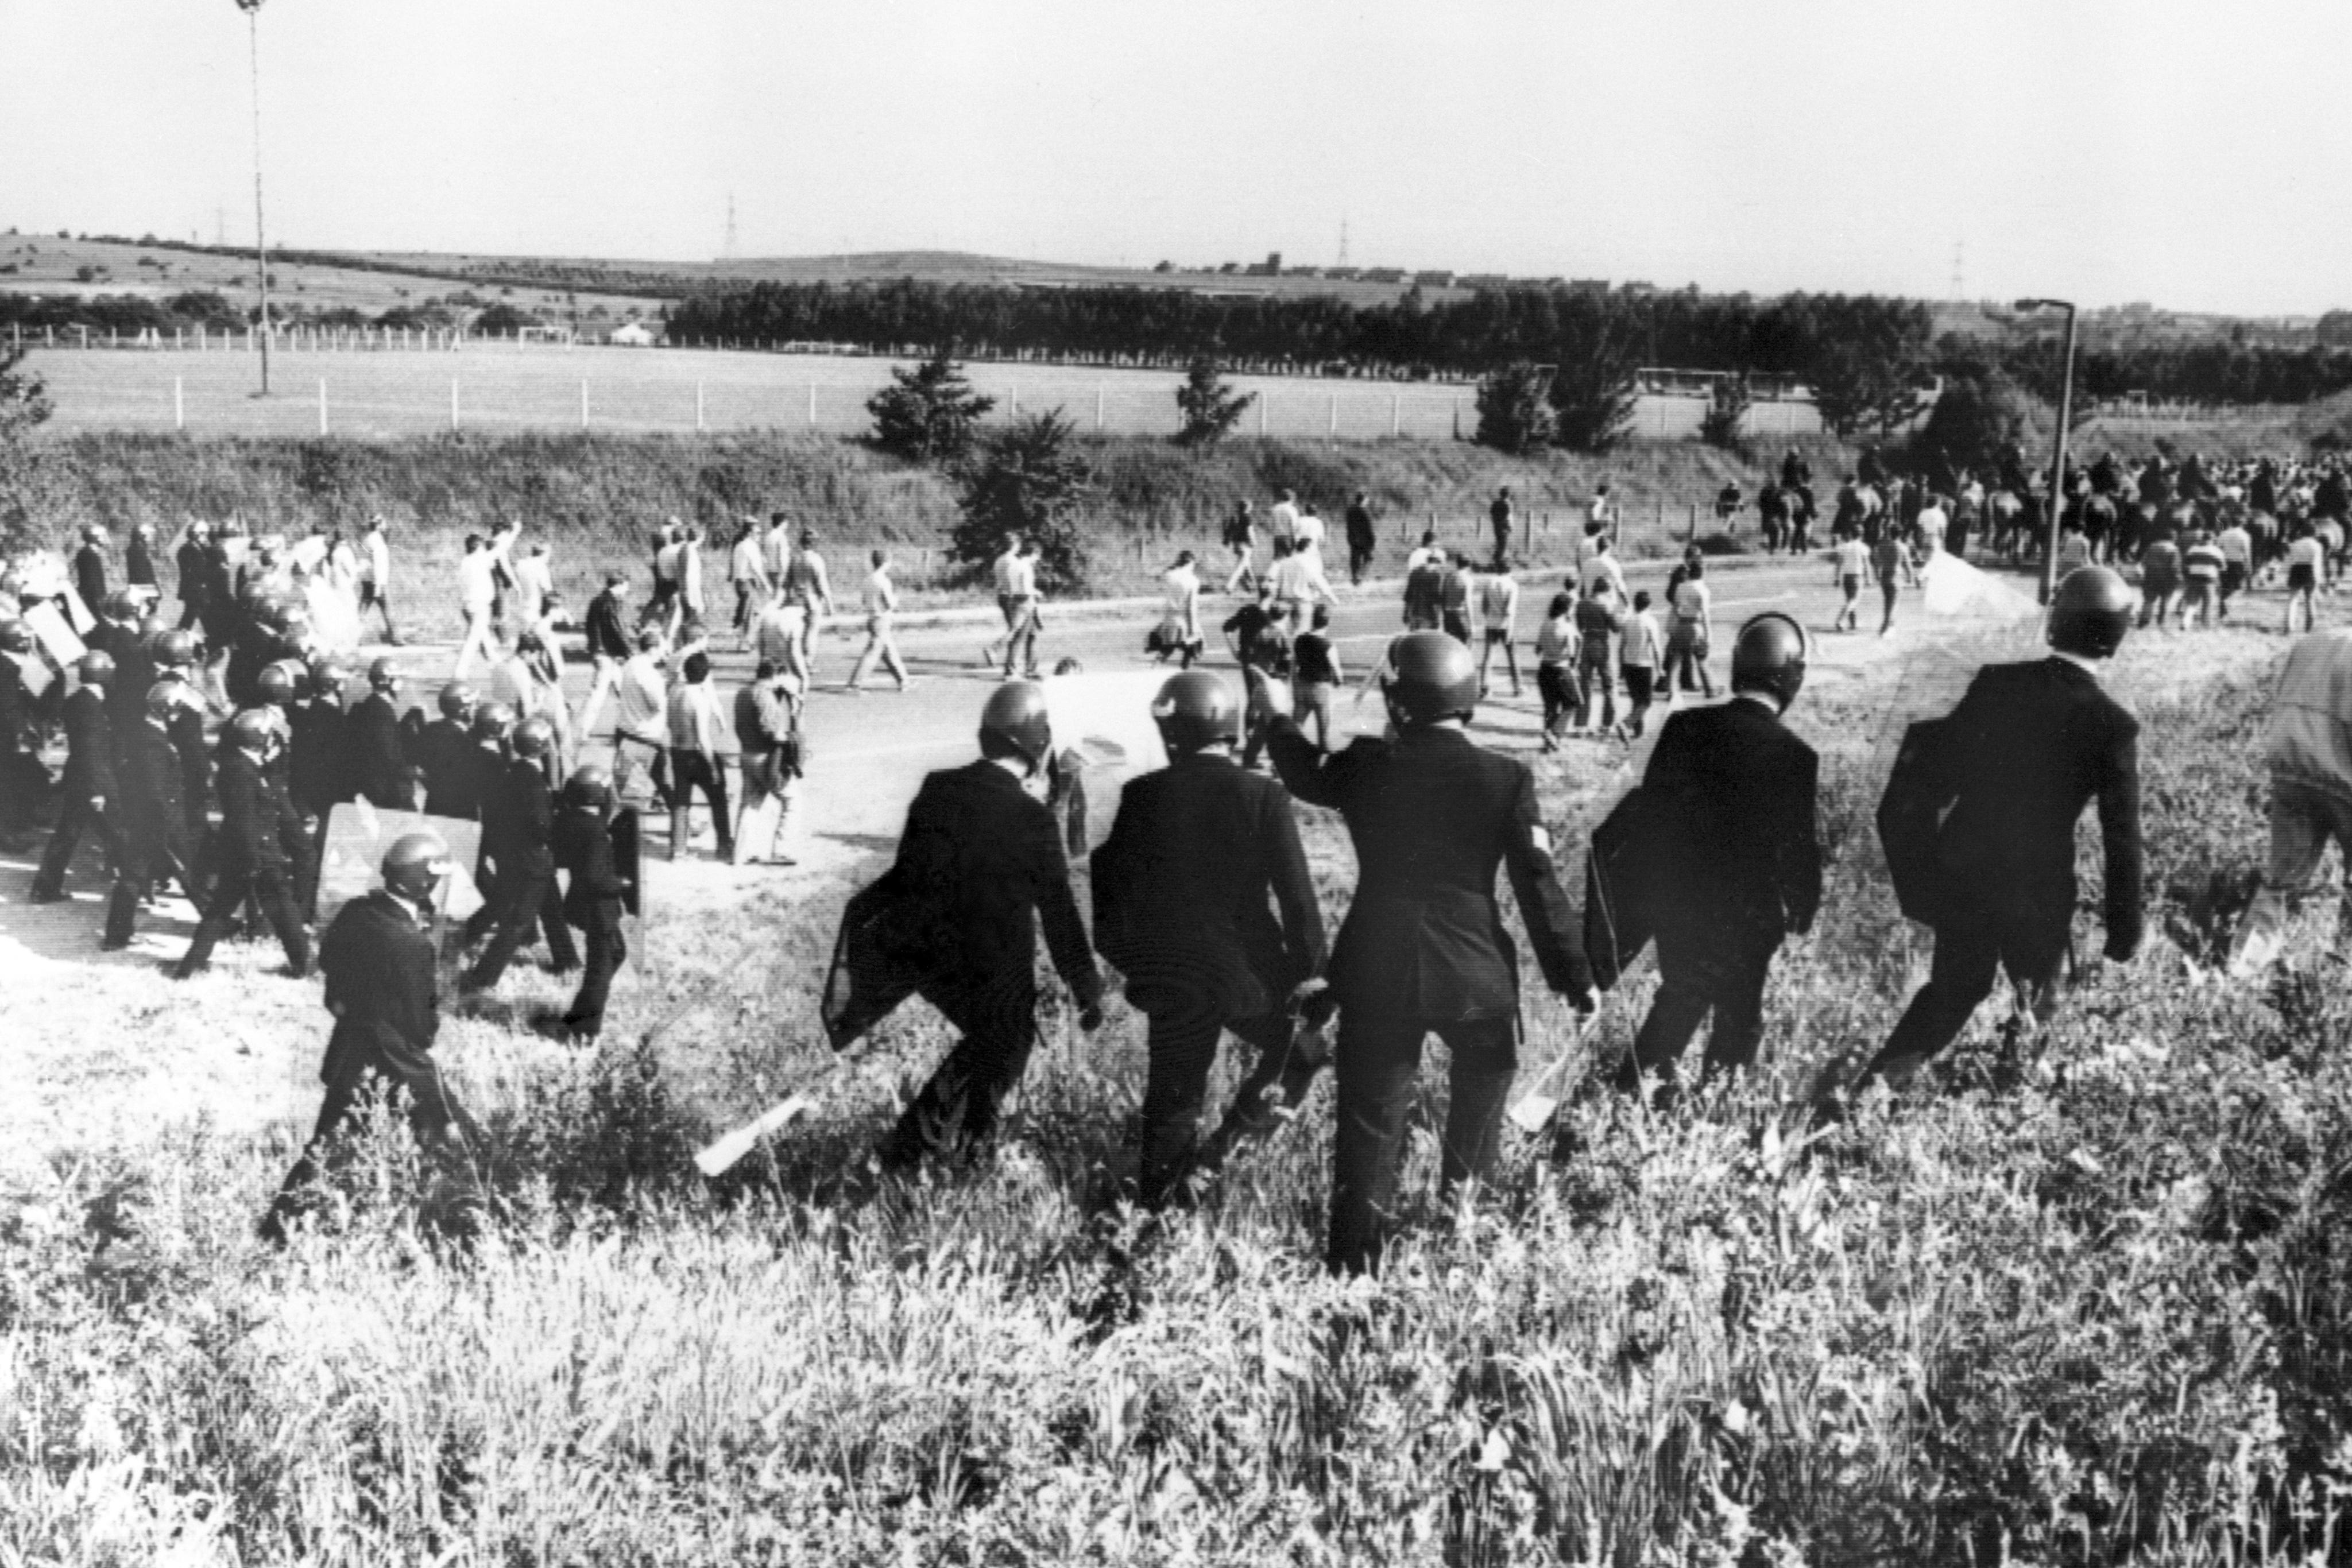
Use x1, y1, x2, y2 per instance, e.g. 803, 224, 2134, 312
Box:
40, 429, 1835, 639
7, 619, 2352, 1565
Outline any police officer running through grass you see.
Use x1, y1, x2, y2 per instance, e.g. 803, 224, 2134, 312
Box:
873, 681, 1105, 1171
1089, 671, 1328, 1210
1250, 632, 1595, 1274
261, 831, 481, 1246
1607, 614, 1822, 1101
1841, 566, 2144, 1104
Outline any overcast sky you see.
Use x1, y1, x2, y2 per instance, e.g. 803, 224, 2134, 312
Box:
4, 0, 2347, 315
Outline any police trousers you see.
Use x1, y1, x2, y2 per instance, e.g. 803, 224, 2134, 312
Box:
879, 979, 1036, 1168
1618, 931, 1780, 1091
563, 898, 628, 1036
465, 865, 579, 989
178, 863, 311, 978
31, 793, 119, 899
1328, 1009, 1518, 1275
1132, 989, 1303, 1210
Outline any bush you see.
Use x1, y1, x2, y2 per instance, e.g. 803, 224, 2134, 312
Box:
1699, 375, 1752, 452
1910, 363, 2048, 483
865, 348, 996, 465
0, 344, 61, 555
1172, 355, 1255, 448
951, 411, 1094, 591
1475, 362, 1557, 454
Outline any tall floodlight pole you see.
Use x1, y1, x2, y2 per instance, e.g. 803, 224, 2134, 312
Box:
238, 0, 272, 396
2016, 297, 2078, 605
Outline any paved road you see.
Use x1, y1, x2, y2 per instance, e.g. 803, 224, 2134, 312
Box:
373, 551, 2033, 870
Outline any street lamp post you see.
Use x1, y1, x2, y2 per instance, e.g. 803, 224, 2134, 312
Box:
2015, 297, 2078, 604
237, 0, 271, 397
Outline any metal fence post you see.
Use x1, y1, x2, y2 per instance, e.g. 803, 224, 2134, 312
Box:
450, 378, 460, 431
317, 378, 328, 435
581, 380, 590, 429
173, 378, 184, 431
696, 382, 706, 432
808, 382, 817, 427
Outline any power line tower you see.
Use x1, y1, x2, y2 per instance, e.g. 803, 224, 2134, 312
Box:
723, 193, 738, 261
1950, 237, 1966, 301
1336, 215, 1350, 269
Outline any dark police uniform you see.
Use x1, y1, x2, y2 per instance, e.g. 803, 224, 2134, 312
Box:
413, 717, 482, 820
176, 743, 312, 977
0, 651, 45, 839
463, 755, 579, 989
1863, 657, 2142, 1083
1615, 695, 1821, 1089
346, 690, 415, 811
174, 538, 211, 630
29, 684, 118, 903
103, 718, 193, 950
1090, 749, 1326, 1207
552, 800, 628, 1037
1264, 715, 1590, 1273
260, 886, 477, 1244
875, 758, 1103, 1167
165, 703, 212, 849
90, 621, 152, 740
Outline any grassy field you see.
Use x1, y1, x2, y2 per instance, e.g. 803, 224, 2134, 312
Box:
16, 340, 1825, 446
34, 428, 1812, 626
6, 616, 2349, 1565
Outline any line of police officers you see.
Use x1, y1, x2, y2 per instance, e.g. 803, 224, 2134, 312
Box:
8, 564, 2145, 1268
3, 584, 635, 1046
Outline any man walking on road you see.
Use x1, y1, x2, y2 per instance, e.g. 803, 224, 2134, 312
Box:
174, 708, 312, 981
578, 572, 635, 740
1490, 486, 1515, 563
453, 534, 500, 679
1344, 491, 1378, 584
846, 549, 912, 693
1253, 632, 1595, 1274
28, 653, 119, 905
358, 514, 401, 645
1090, 671, 1326, 1209
999, 539, 1043, 681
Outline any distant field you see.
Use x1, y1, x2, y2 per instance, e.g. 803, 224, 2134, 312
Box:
21, 340, 1824, 444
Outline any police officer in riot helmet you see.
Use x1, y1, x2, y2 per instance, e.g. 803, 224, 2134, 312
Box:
1090, 670, 1327, 1209
29, 652, 121, 904
548, 764, 631, 1042
261, 831, 481, 1246
1845, 565, 2142, 1099
461, 715, 580, 995
1609, 612, 1823, 1100
872, 680, 1104, 1171
1252, 630, 1593, 1274
174, 705, 313, 979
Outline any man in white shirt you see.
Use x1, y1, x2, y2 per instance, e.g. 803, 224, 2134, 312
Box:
846, 549, 912, 693
512, 542, 555, 631
1265, 539, 1333, 634
1404, 529, 1445, 578
611, 629, 672, 808
1267, 488, 1301, 551
1291, 503, 1327, 562
1475, 564, 1523, 698
1000, 541, 1042, 679
2218, 518, 2254, 615
761, 512, 794, 588
490, 632, 573, 772
1579, 536, 1628, 603
1914, 499, 1949, 559
663, 651, 734, 861
454, 533, 501, 679
983, 538, 1024, 667
358, 514, 400, 645
729, 521, 771, 638
1587, 482, 1618, 547
1831, 534, 1870, 632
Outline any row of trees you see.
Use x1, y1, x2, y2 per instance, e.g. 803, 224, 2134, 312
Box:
0, 290, 542, 337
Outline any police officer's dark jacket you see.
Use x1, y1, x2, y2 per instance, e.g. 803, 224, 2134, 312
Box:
118, 719, 191, 865
1930, 656, 2143, 961
552, 805, 626, 926
413, 719, 479, 819
346, 692, 413, 810
1264, 718, 1587, 1018
287, 694, 349, 814
1090, 750, 1326, 1019
481, 757, 556, 875
214, 745, 292, 873
316, 889, 455, 1128
881, 757, 1101, 1011
1640, 696, 1822, 944
60, 686, 117, 799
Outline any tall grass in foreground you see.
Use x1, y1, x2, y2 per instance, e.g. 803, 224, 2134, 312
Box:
7, 640, 2352, 1566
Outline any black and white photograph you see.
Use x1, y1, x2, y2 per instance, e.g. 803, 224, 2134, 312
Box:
4, 1, 2352, 1561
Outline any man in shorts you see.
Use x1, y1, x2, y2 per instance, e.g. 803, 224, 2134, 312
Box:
1832, 533, 1869, 632
1474, 562, 1522, 699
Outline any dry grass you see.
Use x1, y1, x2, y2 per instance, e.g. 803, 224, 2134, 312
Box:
8, 622, 2351, 1566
